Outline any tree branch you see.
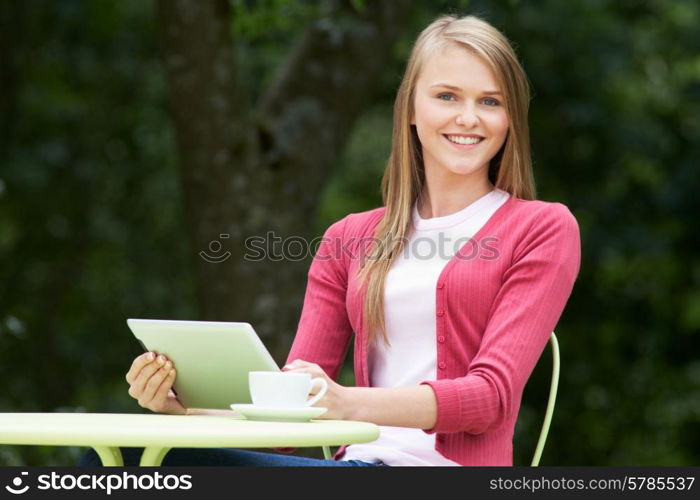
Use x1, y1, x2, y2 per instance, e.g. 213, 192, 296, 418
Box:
257, 0, 413, 195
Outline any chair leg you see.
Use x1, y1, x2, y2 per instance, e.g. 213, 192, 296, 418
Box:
140, 446, 171, 466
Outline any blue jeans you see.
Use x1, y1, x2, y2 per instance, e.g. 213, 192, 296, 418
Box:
78, 447, 386, 467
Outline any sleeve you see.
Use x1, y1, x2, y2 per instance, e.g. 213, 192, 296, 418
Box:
421, 204, 582, 434
284, 216, 354, 381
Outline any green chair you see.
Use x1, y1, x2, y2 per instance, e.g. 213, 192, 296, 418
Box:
322, 331, 560, 466
530, 331, 560, 466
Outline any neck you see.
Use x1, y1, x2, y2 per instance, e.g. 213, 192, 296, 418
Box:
417, 175, 494, 219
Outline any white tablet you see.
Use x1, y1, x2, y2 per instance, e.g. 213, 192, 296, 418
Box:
127, 319, 280, 409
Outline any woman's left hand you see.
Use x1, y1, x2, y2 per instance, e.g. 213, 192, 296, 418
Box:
282, 359, 349, 420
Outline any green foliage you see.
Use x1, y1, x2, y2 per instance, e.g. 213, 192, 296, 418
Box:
1, 0, 699, 466
503, 0, 700, 465
0, 0, 195, 464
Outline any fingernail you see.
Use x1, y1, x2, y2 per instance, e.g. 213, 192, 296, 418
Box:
157, 356, 165, 364
147, 353, 155, 361
165, 361, 172, 369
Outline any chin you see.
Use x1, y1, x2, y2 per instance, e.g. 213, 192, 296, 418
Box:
446, 163, 485, 176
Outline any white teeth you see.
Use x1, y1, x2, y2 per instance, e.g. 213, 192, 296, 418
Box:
446, 135, 482, 145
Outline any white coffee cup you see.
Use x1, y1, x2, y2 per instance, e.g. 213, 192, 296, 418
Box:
248, 371, 328, 408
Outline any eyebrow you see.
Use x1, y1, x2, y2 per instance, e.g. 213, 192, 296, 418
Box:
430, 83, 503, 95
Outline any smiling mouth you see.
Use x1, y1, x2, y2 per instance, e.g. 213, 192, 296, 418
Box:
444, 134, 484, 146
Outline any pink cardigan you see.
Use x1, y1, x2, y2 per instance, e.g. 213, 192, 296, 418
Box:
286, 196, 581, 465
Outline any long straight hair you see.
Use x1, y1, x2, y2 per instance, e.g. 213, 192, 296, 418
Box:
357, 15, 536, 346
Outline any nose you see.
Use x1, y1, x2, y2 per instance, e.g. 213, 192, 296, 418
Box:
455, 102, 478, 127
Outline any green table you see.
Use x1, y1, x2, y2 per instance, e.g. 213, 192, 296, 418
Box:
0, 412, 380, 466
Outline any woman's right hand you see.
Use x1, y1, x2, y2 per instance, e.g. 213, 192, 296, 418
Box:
125, 351, 186, 415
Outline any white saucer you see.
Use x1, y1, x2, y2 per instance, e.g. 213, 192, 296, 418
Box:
230, 404, 327, 422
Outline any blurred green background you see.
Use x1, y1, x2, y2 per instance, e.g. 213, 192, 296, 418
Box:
1, 0, 699, 466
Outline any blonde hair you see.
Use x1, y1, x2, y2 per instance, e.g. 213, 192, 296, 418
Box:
357, 15, 536, 346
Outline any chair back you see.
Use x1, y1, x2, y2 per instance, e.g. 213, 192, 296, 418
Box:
530, 331, 560, 466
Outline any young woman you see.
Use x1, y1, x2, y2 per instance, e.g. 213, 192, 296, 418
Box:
81, 14, 580, 467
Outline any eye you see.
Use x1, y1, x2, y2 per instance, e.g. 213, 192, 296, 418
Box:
481, 97, 501, 106
436, 92, 456, 102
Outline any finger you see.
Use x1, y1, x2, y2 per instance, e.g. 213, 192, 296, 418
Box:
130, 355, 168, 398
138, 361, 173, 408
284, 361, 323, 374
149, 367, 177, 411
140, 360, 172, 403
282, 360, 317, 371
282, 359, 310, 368
282, 366, 312, 375
126, 351, 156, 384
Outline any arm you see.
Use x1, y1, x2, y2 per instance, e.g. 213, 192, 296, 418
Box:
342, 385, 437, 428
285, 217, 354, 380
284, 359, 438, 428
421, 204, 581, 434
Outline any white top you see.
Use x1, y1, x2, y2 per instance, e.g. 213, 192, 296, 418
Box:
341, 188, 510, 466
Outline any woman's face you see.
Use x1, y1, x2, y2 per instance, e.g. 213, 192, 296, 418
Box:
411, 44, 509, 183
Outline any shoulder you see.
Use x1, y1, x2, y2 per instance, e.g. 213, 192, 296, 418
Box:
504, 198, 581, 267
323, 206, 386, 239
509, 198, 580, 235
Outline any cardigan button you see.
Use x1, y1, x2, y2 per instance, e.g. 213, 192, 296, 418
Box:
436, 310, 444, 317
438, 361, 446, 370
437, 282, 444, 289
438, 335, 446, 343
